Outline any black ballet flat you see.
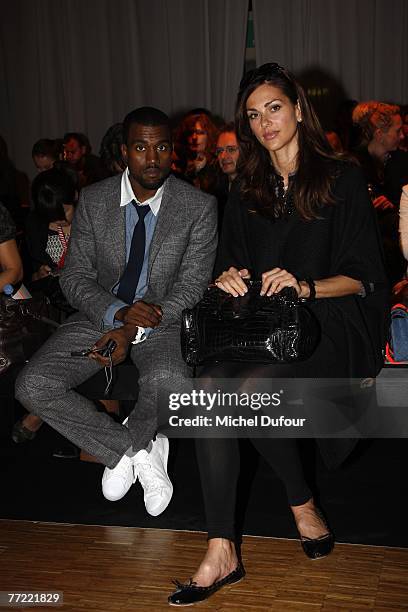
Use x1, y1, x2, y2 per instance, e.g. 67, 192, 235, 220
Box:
299, 507, 334, 560
168, 563, 245, 606
300, 531, 334, 560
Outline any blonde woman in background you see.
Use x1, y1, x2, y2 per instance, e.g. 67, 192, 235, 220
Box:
352, 101, 407, 285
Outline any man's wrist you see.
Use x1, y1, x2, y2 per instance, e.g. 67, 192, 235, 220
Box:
121, 323, 138, 341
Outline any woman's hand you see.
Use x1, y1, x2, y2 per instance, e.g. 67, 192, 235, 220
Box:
261, 267, 305, 297
261, 271, 364, 299
215, 267, 251, 297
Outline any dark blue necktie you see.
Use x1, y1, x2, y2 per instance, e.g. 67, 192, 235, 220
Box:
117, 203, 151, 305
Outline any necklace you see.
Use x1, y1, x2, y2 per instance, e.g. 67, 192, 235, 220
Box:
270, 172, 295, 218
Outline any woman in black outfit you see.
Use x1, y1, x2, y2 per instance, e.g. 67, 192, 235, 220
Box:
168, 64, 387, 606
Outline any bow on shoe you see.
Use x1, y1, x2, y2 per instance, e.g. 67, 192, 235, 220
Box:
168, 564, 246, 606
172, 578, 196, 590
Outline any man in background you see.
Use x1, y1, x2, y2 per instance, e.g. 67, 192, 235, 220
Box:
63, 132, 107, 188
214, 123, 240, 226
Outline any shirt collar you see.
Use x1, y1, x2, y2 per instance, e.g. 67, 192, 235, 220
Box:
120, 168, 164, 216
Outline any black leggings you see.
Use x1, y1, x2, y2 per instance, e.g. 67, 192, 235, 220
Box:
195, 362, 312, 541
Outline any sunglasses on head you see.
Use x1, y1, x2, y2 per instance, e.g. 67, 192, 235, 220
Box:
239, 62, 286, 92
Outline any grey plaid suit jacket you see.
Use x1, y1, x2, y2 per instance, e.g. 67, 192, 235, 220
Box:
60, 173, 218, 331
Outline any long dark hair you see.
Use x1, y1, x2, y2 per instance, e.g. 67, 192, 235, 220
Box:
31, 167, 77, 223
235, 63, 347, 220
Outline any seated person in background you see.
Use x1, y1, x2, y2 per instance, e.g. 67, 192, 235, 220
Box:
13, 167, 78, 448
352, 101, 407, 285
0, 201, 23, 292
213, 123, 240, 225
15, 106, 217, 516
63, 132, 108, 189
32, 139, 63, 173
173, 110, 219, 194
25, 167, 77, 282
99, 123, 126, 176
352, 102, 406, 207
215, 123, 239, 188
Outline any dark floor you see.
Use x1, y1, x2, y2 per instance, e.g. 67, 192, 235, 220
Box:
1, 411, 407, 547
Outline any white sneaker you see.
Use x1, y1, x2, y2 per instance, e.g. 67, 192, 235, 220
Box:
134, 435, 173, 516
102, 454, 136, 501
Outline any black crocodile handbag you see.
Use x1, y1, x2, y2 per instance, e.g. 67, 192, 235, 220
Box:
181, 282, 320, 366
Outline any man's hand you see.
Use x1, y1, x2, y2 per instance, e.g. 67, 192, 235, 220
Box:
115, 300, 162, 328
90, 325, 137, 366
32, 264, 52, 281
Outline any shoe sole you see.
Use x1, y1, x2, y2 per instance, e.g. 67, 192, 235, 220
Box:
159, 434, 169, 473
146, 435, 173, 517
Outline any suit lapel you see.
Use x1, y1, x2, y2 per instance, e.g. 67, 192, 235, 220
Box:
148, 176, 177, 273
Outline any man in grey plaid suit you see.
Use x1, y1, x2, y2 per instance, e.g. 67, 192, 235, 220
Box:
16, 107, 218, 516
